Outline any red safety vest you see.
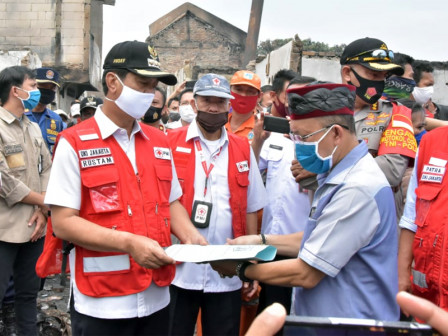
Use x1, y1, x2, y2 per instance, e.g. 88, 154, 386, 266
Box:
168, 126, 250, 238
39, 118, 175, 298
412, 125, 448, 310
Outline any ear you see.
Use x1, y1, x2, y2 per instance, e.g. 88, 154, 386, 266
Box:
341, 66, 352, 84
189, 98, 197, 113
106, 72, 122, 99
332, 124, 345, 145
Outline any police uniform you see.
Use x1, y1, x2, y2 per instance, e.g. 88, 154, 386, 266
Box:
355, 99, 416, 219
25, 108, 64, 154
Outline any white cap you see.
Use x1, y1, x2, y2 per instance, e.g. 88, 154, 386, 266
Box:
70, 103, 80, 117
55, 109, 68, 118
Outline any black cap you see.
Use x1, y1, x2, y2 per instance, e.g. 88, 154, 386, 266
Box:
80, 96, 103, 112
340, 37, 404, 76
103, 41, 177, 86
36, 67, 60, 87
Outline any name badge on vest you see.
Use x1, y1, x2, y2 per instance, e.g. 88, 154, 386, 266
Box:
191, 200, 212, 228
236, 160, 249, 173
176, 146, 192, 154
421, 164, 446, 184
154, 147, 171, 160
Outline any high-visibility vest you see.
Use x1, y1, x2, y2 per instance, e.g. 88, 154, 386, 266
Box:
168, 126, 250, 238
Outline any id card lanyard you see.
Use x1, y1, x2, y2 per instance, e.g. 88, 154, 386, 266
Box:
194, 139, 222, 198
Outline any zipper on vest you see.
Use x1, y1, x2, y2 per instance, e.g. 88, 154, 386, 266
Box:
433, 235, 439, 247
164, 218, 168, 227
155, 202, 158, 214
127, 204, 132, 216
419, 238, 423, 248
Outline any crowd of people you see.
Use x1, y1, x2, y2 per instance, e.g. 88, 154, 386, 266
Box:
0, 36, 448, 336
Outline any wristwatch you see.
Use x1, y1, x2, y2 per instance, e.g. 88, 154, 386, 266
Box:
235, 261, 252, 282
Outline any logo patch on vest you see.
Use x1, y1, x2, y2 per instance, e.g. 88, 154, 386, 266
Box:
79, 148, 111, 158
175, 146, 192, 154
236, 160, 249, 172
81, 156, 114, 169
154, 147, 171, 160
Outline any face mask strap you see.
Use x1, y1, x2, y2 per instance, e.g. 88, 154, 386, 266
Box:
315, 125, 337, 160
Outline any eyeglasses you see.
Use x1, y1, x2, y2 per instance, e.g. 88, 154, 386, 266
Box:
290, 124, 349, 143
346, 49, 394, 63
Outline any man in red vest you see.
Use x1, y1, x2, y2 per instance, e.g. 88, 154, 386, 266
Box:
167, 74, 266, 335
43, 41, 206, 335
398, 125, 448, 313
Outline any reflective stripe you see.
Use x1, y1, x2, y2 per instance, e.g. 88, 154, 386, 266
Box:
412, 269, 428, 289
83, 255, 130, 273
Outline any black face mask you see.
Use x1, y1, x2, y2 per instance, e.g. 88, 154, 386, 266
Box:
169, 112, 181, 122
196, 110, 228, 133
142, 106, 163, 123
39, 88, 56, 105
349, 68, 385, 105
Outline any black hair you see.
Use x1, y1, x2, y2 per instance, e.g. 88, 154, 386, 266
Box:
260, 85, 273, 93
288, 76, 317, 87
179, 88, 194, 103
101, 69, 129, 95
272, 69, 298, 94
319, 114, 356, 134
167, 96, 179, 108
413, 61, 434, 85
394, 53, 414, 68
154, 86, 167, 108
0, 66, 36, 105
398, 99, 425, 116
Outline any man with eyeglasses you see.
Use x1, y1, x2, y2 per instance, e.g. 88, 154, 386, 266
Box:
211, 83, 400, 321
167, 74, 266, 335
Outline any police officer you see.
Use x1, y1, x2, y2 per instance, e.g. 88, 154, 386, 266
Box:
44, 41, 206, 335
25, 67, 64, 155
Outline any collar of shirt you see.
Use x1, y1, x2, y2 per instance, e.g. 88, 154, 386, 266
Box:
186, 120, 228, 149
94, 106, 146, 141
0, 106, 28, 125
225, 113, 255, 135
318, 141, 369, 186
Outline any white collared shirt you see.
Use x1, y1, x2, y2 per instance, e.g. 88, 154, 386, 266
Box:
45, 107, 182, 319
259, 132, 310, 235
172, 122, 266, 292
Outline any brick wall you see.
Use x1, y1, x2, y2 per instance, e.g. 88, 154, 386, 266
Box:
149, 12, 244, 76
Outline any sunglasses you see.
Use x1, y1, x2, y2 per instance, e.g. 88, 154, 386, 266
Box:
346, 49, 394, 63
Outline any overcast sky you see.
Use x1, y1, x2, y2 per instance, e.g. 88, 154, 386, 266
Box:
103, 0, 448, 62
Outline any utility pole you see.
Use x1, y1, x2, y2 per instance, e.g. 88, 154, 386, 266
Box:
243, 0, 264, 68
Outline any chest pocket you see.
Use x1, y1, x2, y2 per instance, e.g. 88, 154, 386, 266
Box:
415, 184, 444, 228
4, 143, 26, 173
266, 147, 284, 177
82, 168, 122, 214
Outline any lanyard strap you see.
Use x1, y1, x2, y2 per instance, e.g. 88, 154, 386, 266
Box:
194, 139, 222, 197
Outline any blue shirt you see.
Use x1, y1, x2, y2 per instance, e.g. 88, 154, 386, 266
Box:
294, 141, 400, 320
25, 108, 64, 154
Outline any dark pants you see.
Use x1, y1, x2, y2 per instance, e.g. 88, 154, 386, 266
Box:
0, 238, 44, 336
169, 285, 241, 336
70, 296, 170, 336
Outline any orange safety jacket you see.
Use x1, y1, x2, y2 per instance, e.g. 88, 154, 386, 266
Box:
37, 118, 175, 297
412, 125, 448, 310
168, 126, 250, 238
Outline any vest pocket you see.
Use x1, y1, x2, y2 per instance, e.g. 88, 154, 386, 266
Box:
155, 164, 173, 201
82, 168, 122, 214
415, 184, 442, 227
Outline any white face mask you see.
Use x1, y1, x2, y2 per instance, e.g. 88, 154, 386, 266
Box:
105, 75, 155, 119
179, 104, 196, 123
412, 86, 434, 105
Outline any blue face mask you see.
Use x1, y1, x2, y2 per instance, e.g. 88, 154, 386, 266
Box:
294, 125, 338, 174
414, 130, 426, 146
16, 87, 41, 110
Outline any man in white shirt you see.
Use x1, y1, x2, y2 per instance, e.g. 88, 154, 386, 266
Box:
167, 74, 266, 335
44, 41, 206, 335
